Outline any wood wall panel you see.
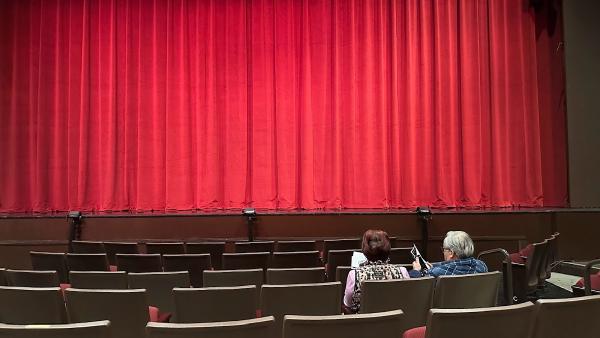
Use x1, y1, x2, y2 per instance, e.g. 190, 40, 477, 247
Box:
555, 212, 600, 260
0, 209, 598, 269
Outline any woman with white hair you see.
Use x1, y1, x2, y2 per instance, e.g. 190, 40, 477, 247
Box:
410, 230, 488, 277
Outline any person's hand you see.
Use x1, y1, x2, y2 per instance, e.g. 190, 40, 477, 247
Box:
412, 260, 422, 271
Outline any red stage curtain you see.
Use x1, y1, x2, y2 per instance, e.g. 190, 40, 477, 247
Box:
0, 0, 567, 212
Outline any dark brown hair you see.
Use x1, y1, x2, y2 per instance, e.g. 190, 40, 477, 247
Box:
361, 229, 391, 262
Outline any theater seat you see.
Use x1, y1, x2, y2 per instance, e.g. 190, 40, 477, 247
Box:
267, 267, 326, 285
0, 286, 67, 324
173, 285, 257, 323
128, 271, 191, 316
5, 270, 60, 288
432, 271, 501, 309
0, 320, 111, 338
531, 295, 600, 338
261, 282, 342, 336
146, 316, 275, 338
69, 271, 128, 289
361, 277, 435, 330
574, 272, 600, 291
402, 302, 535, 338
65, 288, 150, 338
283, 310, 404, 338
572, 259, 600, 296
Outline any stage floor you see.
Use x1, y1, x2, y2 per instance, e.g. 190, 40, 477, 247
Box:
1, 206, 597, 218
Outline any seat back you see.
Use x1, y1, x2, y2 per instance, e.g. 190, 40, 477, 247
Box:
71, 241, 106, 254
222, 252, 270, 271
267, 268, 326, 285
509, 241, 549, 302
335, 266, 352, 298
30, 252, 69, 283
203, 269, 264, 287
235, 241, 274, 253
260, 282, 342, 335
424, 302, 535, 338
103, 242, 140, 265
5, 270, 59, 287
283, 309, 404, 338
326, 250, 356, 281
543, 233, 559, 280
146, 242, 186, 255
0, 286, 67, 324
127, 271, 190, 314
173, 285, 257, 323
270, 251, 322, 268
69, 271, 128, 289
163, 254, 211, 287
433, 271, 501, 309
362, 277, 435, 330
323, 239, 361, 263
65, 288, 149, 338
276, 241, 316, 252
203, 269, 263, 305
0, 320, 111, 338
388, 247, 413, 264
146, 316, 276, 338
532, 295, 600, 338
116, 254, 163, 272
525, 241, 548, 288
335, 266, 352, 283
478, 248, 514, 305
66, 253, 110, 271
186, 242, 225, 270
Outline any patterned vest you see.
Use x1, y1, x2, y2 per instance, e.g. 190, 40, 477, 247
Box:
350, 260, 406, 313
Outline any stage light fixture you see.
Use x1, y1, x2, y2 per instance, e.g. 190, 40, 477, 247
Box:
416, 206, 432, 217
242, 208, 257, 218
67, 211, 83, 251
416, 207, 432, 258
242, 208, 257, 241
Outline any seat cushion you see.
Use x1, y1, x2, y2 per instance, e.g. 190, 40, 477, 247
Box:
509, 253, 526, 264
574, 271, 600, 290
148, 306, 172, 323
510, 244, 533, 263
403, 326, 426, 338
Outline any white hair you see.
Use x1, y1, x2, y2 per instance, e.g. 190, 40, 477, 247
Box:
443, 231, 474, 258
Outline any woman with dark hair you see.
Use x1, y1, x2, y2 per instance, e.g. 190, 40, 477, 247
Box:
343, 229, 410, 313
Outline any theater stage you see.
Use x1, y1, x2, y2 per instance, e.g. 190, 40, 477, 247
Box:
0, 207, 598, 270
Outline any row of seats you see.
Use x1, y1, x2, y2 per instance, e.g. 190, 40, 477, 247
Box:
0, 282, 343, 338
28, 248, 415, 285
2, 295, 600, 338
0, 270, 504, 331
70, 238, 366, 261
509, 232, 559, 301
70, 237, 414, 261
0, 268, 328, 308
1, 267, 329, 287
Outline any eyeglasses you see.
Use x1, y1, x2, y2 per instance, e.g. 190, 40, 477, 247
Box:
441, 247, 452, 253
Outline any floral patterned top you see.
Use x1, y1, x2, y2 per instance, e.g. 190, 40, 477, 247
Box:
344, 260, 410, 313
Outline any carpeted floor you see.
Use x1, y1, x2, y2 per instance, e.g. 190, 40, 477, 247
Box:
537, 272, 580, 299
548, 272, 582, 291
